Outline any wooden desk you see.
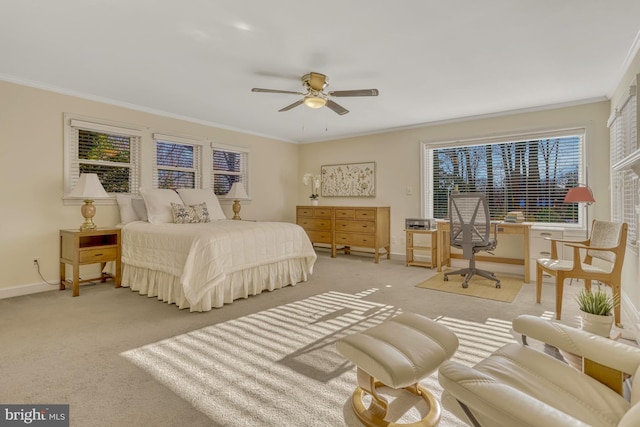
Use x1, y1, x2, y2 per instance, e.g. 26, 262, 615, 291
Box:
436, 221, 531, 282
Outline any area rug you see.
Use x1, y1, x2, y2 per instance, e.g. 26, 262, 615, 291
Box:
121, 289, 515, 427
415, 271, 524, 303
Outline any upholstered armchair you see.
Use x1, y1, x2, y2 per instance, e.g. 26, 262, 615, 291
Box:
438, 315, 640, 427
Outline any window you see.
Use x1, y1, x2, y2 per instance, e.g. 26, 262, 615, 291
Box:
64, 118, 141, 198
422, 129, 586, 226
211, 143, 249, 196
610, 82, 638, 243
152, 133, 203, 189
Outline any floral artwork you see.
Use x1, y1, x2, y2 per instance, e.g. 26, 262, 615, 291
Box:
321, 162, 376, 197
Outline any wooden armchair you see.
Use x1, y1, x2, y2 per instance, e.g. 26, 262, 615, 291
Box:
536, 220, 627, 326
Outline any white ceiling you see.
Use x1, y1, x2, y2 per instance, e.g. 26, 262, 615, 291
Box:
2, 1, 640, 144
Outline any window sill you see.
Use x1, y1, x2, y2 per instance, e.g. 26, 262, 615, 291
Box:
612, 148, 640, 176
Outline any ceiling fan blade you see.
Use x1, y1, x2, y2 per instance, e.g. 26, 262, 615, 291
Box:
308, 72, 327, 91
325, 100, 349, 115
278, 99, 304, 112
252, 88, 304, 95
328, 89, 379, 97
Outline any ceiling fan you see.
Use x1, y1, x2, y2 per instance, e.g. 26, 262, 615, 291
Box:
251, 72, 379, 115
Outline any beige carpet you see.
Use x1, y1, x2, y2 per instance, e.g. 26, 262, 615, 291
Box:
416, 271, 524, 303
121, 289, 515, 427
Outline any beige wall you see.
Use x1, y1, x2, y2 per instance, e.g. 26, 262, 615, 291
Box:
299, 101, 611, 256
0, 81, 299, 294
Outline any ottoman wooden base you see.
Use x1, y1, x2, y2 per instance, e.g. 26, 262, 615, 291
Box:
336, 313, 459, 427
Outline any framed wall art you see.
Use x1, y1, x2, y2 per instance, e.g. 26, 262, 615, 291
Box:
321, 162, 376, 197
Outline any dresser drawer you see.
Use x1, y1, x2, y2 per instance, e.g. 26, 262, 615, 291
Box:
312, 208, 332, 218
79, 247, 117, 263
335, 220, 376, 233
296, 207, 314, 217
355, 209, 376, 220
297, 218, 332, 231
335, 232, 376, 247
335, 209, 355, 219
306, 230, 332, 244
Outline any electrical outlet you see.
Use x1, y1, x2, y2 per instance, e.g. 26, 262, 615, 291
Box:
32, 258, 39, 269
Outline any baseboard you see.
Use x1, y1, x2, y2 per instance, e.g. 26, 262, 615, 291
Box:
0, 282, 56, 299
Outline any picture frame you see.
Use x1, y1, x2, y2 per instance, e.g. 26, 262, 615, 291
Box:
321, 162, 376, 197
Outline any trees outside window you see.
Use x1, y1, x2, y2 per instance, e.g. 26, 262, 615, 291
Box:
426, 133, 583, 225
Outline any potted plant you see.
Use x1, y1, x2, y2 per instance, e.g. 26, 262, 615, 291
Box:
303, 173, 321, 205
576, 288, 618, 337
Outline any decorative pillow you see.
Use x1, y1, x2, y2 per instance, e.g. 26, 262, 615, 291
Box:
131, 197, 148, 221
170, 202, 210, 224
176, 188, 226, 220
190, 203, 211, 223
115, 194, 140, 225
140, 188, 184, 224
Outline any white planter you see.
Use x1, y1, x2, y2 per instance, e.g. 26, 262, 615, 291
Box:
310, 199, 319, 206
579, 310, 614, 337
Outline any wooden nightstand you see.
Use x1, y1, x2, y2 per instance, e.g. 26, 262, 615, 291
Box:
405, 229, 437, 268
59, 228, 121, 297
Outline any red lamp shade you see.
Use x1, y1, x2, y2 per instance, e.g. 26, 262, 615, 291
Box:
563, 186, 595, 204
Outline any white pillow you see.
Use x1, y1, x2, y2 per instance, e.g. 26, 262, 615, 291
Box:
176, 188, 226, 220
140, 188, 184, 224
115, 194, 140, 225
131, 197, 148, 221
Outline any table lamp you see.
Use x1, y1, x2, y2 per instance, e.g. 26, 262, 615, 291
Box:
226, 182, 249, 220
67, 173, 110, 231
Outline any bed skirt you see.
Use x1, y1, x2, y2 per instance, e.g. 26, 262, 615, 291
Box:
121, 258, 311, 312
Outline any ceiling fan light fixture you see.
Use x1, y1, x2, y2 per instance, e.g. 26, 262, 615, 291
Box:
303, 95, 327, 109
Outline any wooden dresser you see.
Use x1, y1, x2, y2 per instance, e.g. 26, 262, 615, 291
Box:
296, 205, 390, 263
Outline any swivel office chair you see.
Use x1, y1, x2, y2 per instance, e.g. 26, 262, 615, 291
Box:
444, 193, 500, 288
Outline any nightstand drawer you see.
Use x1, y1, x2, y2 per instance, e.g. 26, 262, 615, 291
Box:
79, 247, 117, 263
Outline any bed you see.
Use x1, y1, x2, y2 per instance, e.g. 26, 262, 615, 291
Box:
114, 188, 317, 312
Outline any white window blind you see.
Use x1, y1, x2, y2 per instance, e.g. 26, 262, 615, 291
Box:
609, 83, 638, 243
66, 119, 141, 196
211, 143, 250, 196
422, 129, 585, 227
152, 133, 203, 189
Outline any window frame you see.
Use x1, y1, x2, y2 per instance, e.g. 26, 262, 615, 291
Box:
210, 142, 251, 199
420, 127, 588, 229
63, 115, 141, 205
152, 133, 204, 190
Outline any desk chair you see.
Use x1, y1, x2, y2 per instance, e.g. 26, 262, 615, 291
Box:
444, 193, 500, 288
536, 220, 627, 326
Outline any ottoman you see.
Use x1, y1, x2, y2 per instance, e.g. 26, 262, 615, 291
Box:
336, 312, 459, 427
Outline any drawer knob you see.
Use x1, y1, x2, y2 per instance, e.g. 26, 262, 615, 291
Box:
94, 253, 103, 257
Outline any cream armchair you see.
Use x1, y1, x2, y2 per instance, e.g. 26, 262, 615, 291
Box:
438, 315, 640, 427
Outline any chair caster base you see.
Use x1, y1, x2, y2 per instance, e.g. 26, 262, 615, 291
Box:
351, 381, 441, 427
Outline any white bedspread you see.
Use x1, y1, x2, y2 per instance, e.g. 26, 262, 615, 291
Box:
121, 220, 317, 305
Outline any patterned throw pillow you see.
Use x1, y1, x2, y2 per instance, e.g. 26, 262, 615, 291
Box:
191, 202, 211, 223
170, 202, 211, 224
